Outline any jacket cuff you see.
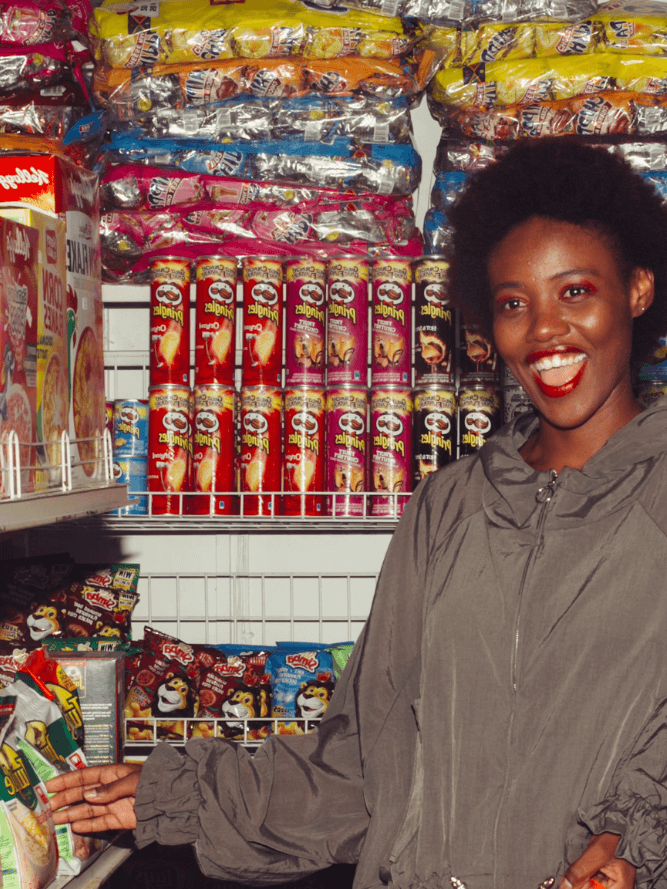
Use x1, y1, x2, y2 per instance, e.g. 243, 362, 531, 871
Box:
135, 742, 203, 848
580, 790, 667, 886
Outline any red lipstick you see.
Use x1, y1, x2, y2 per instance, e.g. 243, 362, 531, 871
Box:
532, 359, 586, 398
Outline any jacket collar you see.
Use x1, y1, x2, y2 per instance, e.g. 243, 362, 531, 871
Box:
480, 400, 667, 529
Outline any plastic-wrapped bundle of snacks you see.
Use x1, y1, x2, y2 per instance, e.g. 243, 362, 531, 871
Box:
98, 134, 422, 195
110, 94, 415, 145
470, 0, 598, 23
90, 0, 421, 69
300, 0, 597, 25
592, 0, 667, 57
100, 195, 420, 282
92, 52, 440, 118
431, 53, 667, 111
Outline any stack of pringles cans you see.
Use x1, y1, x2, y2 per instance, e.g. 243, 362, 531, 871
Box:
110, 252, 532, 519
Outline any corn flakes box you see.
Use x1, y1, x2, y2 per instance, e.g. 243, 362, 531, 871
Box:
0, 151, 104, 486
0, 208, 68, 491
90, 0, 419, 69
0, 217, 38, 498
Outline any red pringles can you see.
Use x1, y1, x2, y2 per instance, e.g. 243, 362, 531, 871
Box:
242, 256, 283, 386
371, 258, 412, 387
239, 385, 282, 516
190, 384, 236, 515
285, 257, 326, 387
414, 256, 455, 387
282, 387, 325, 516
326, 256, 369, 386
194, 256, 237, 385
371, 387, 412, 517
147, 384, 193, 515
325, 386, 367, 517
150, 257, 190, 386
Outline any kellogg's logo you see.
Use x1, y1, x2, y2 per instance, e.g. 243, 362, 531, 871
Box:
0, 165, 50, 192
6, 226, 32, 263
286, 653, 319, 673
162, 641, 194, 665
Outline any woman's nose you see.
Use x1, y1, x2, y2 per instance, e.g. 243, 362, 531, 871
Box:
528, 303, 569, 342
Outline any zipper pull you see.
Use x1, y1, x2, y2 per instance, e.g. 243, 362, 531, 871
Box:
535, 469, 558, 503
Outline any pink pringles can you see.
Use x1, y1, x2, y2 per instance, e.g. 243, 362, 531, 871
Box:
326, 256, 369, 386
371, 386, 412, 518
285, 257, 326, 387
325, 386, 368, 517
371, 258, 413, 387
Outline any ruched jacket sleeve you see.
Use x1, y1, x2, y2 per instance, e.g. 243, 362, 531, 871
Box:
133, 477, 436, 885
579, 696, 667, 887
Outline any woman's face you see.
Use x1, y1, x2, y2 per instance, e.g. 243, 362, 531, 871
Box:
489, 216, 653, 434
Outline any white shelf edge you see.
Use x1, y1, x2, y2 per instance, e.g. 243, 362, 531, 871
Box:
51, 834, 134, 889
0, 484, 131, 534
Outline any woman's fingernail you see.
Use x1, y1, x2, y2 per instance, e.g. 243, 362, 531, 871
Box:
561, 880, 573, 889
84, 788, 98, 800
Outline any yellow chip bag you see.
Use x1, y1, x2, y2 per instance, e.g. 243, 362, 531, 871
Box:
593, 0, 667, 55
91, 0, 419, 69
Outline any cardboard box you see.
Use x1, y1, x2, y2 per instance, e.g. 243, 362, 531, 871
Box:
0, 217, 39, 496
54, 651, 125, 766
0, 154, 105, 485
0, 208, 68, 490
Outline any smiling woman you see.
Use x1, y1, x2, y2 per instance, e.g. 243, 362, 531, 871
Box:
46, 141, 667, 889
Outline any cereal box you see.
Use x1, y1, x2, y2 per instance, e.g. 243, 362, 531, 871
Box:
0, 217, 39, 497
0, 208, 68, 490
0, 155, 104, 486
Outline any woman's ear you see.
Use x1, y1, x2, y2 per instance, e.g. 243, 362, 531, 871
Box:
630, 267, 655, 318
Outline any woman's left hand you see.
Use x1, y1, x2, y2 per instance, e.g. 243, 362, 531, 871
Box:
557, 833, 636, 889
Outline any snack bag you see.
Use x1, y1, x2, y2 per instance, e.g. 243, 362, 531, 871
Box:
62, 563, 140, 641
0, 642, 30, 687
0, 553, 74, 646
0, 695, 58, 888
328, 642, 355, 680
593, 0, 667, 55
125, 627, 199, 742
0, 676, 101, 876
194, 645, 272, 741
267, 643, 335, 734
18, 647, 85, 749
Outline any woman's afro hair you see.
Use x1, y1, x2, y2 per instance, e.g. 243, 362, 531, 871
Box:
446, 137, 667, 367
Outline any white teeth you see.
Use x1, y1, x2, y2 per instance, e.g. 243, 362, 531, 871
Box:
531, 352, 586, 372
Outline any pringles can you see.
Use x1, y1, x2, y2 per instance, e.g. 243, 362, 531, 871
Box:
239, 385, 282, 516
414, 257, 455, 387
241, 257, 283, 386
459, 320, 498, 385
190, 384, 236, 515
113, 399, 149, 456
285, 258, 326, 387
501, 365, 533, 424
194, 256, 237, 386
326, 256, 369, 386
371, 387, 412, 517
112, 456, 148, 515
459, 385, 501, 457
147, 384, 193, 515
149, 257, 190, 386
371, 258, 412, 387
282, 387, 325, 516
412, 387, 457, 487
325, 387, 367, 517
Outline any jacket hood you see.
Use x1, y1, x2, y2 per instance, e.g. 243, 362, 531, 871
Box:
480, 400, 667, 530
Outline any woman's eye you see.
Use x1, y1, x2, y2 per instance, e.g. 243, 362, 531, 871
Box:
562, 282, 596, 299
496, 297, 523, 312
